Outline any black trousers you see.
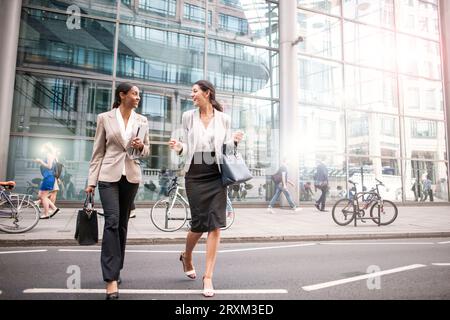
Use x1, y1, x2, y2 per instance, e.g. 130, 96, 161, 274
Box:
316, 185, 328, 210
98, 176, 139, 282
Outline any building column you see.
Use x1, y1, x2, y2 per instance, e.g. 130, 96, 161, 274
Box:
440, 0, 450, 201
0, 0, 21, 179
279, 0, 300, 206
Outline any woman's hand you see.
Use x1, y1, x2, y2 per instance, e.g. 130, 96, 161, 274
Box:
85, 186, 95, 194
131, 137, 144, 151
168, 139, 182, 153
232, 131, 244, 143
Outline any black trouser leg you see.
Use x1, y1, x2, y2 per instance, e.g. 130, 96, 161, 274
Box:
317, 186, 327, 210
98, 176, 138, 282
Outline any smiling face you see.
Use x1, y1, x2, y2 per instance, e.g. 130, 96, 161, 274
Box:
190, 84, 209, 108
120, 86, 141, 109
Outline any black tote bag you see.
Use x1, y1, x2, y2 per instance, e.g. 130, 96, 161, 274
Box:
74, 194, 98, 245
220, 145, 253, 187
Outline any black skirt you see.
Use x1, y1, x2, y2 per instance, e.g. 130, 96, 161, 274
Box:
185, 152, 226, 233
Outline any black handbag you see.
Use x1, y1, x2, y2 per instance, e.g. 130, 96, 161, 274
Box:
74, 194, 98, 245
220, 145, 253, 187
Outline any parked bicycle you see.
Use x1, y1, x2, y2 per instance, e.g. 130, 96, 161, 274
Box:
150, 176, 235, 232
0, 183, 40, 233
332, 179, 398, 226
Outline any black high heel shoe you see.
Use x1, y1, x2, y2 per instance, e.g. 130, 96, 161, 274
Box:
105, 292, 119, 300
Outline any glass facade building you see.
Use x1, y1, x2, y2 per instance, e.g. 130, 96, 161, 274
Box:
2, 0, 449, 205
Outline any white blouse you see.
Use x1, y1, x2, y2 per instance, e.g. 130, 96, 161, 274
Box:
195, 118, 215, 152
116, 108, 136, 175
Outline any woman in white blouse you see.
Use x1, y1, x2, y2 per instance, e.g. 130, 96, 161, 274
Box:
169, 80, 243, 297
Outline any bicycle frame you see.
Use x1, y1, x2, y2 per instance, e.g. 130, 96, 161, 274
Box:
348, 181, 384, 226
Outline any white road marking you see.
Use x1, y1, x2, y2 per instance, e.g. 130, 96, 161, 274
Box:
437, 241, 450, 244
321, 242, 434, 245
302, 264, 426, 291
0, 290, 2, 295
59, 243, 316, 254
219, 243, 316, 253
431, 263, 450, 266
24, 288, 287, 295
0, 249, 47, 255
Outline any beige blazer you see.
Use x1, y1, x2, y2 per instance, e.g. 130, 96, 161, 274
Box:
88, 109, 150, 186
179, 109, 235, 173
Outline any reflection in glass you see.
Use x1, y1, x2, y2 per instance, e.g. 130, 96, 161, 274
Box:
18, 9, 115, 75
117, 24, 204, 85
347, 113, 400, 159
207, 40, 276, 97
343, 0, 394, 28
297, 10, 341, 59
299, 57, 343, 108
400, 76, 444, 118
344, 21, 395, 71
344, 65, 398, 113
210, 0, 279, 48
397, 34, 441, 79
297, 0, 341, 16
396, 0, 439, 40
12, 73, 111, 137
404, 118, 446, 161
24, 0, 118, 19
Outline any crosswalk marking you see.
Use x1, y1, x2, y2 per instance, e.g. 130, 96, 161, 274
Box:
24, 288, 288, 295
431, 263, 450, 266
322, 242, 434, 245
437, 241, 450, 244
302, 264, 426, 291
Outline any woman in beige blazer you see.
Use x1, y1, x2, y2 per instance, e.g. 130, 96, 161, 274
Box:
169, 80, 243, 297
85, 82, 150, 300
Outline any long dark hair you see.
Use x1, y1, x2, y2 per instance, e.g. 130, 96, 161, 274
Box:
194, 80, 223, 112
112, 82, 134, 108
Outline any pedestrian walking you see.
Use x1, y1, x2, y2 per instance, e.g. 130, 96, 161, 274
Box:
314, 160, 329, 212
169, 80, 243, 297
267, 159, 301, 213
35, 143, 60, 219
85, 82, 150, 300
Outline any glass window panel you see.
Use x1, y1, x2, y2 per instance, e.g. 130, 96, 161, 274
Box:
23, 0, 117, 19
405, 160, 448, 202
210, 0, 279, 48
404, 118, 446, 161
299, 106, 346, 159
208, 40, 278, 98
11, 73, 111, 138
396, 0, 439, 40
344, 21, 395, 71
347, 112, 400, 158
397, 34, 441, 79
299, 57, 343, 108
399, 76, 444, 119
297, 10, 342, 59
343, 0, 394, 28
117, 24, 204, 85
344, 65, 398, 113
297, 0, 341, 16
18, 9, 115, 76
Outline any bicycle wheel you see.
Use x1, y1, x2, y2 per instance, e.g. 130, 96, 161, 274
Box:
332, 199, 355, 226
370, 200, 398, 226
0, 198, 40, 233
221, 207, 235, 231
150, 198, 188, 232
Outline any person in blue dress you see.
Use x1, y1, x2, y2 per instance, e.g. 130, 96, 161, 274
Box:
35, 143, 59, 219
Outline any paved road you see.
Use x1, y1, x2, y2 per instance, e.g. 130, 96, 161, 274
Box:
1, 238, 450, 301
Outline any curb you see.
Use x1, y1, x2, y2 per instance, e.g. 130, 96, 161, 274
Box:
1, 232, 450, 247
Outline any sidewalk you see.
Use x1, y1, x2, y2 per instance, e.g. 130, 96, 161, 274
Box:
0, 205, 449, 246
